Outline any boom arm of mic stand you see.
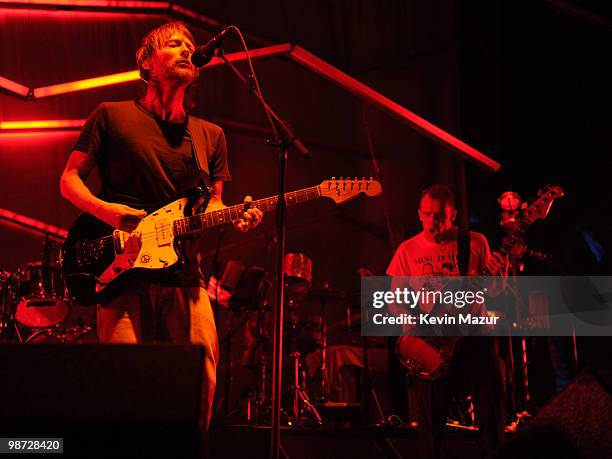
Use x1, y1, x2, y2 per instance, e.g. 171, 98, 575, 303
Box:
218, 53, 311, 158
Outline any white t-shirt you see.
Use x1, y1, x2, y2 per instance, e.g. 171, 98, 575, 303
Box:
386, 230, 491, 277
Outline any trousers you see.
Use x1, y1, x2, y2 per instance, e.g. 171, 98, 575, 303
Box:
96, 282, 218, 430
412, 337, 506, 459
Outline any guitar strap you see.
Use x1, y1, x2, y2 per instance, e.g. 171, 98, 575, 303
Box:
187, 116, 210, 184
457, 228, 471, 276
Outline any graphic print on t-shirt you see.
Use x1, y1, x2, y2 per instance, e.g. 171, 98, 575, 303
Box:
413, 254, 459, 276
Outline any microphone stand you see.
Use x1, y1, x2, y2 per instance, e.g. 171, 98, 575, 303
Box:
218, 50, 310, 459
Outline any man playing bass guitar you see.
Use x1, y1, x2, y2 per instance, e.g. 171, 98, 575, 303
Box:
386, 185, 508, 459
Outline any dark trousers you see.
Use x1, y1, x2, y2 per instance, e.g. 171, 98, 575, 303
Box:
412, 337, 506, 459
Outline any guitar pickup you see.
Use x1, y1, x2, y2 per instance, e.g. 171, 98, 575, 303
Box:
155, 219, 173, 246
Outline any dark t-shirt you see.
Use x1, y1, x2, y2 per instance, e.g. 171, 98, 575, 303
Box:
74, 100, 231, 208
73, 100, 231, 289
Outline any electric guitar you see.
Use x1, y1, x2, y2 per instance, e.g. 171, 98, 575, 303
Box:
61, 178, 382, 305
395, 185, 564, 380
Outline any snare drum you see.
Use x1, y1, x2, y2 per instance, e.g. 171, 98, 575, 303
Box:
15, 262, 70, 328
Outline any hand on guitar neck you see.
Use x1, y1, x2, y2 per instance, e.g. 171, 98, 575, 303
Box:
201, 194, 263, 233
481, 251, 510, 298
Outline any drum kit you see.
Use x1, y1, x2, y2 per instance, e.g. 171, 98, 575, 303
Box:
0, 238, 96, 344
217, 252, 365, 427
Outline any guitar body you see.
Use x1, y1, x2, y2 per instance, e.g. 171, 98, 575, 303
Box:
395, 335, 462, 381
62, 188, 206, 305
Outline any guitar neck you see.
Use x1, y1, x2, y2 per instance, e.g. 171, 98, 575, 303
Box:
496, 218, 532, 259
478, 216, 533, 276
174, 186, 322, 235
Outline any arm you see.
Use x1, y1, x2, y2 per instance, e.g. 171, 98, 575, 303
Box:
60, 150, 146, 232
205, 180, 225, 212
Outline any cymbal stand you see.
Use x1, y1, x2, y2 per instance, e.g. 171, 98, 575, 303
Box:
506, 265, 534, 415
288, 351, 322, 426
0, 271, 23, 343
318, 297, 329, 401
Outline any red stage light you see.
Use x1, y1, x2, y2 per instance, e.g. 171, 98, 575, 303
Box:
0, 119, 85, 130
0, 75, 30, 98
0, 8, 155, 20
0, 131, 79, 140
0, 45, 289, 100
289, 46, 501, 172
0, 207, 68, 239
33, 71, 140, 98
0, 0, 169, 9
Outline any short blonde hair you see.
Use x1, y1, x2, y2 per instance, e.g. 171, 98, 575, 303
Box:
136, 21, 196, 81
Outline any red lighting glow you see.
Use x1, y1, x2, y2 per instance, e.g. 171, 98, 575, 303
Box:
289, 46, 501, 172
0, 46, 290, 101
0, 8, 155, 20
0, 207, 68, 240
0, 119, 85, 130
0, 0, 169, 9
33, 71, 140, 98
0, 75, 30, 97
0, 131, 78, 140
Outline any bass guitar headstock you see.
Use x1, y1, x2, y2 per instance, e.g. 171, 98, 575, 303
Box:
523, 185, 564, 223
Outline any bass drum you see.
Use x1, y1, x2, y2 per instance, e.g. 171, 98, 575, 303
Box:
25, 325, 98, 344
15, 262, 70, 328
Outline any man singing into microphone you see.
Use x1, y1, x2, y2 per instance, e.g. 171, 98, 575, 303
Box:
60, 22, 262, 430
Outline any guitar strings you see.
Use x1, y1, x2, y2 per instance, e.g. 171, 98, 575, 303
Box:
81, 180, 367, 251
78, 188, 323, 250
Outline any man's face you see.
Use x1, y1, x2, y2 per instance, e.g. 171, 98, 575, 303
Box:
146, 33, 197, 85
418, 195, 456, 241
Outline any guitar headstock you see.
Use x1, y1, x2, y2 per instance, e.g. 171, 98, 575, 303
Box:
318, 177, 382, 204
523, 185, 564, 222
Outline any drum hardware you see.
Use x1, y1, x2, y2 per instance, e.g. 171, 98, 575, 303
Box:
24, 323, 95, 344
306, 286, 342, 402
0, 270, 22, 343
306, 287, 358, 403
14, 261, 71, 328
286, 351, 322, 426
216, 260, 272, 422
15, 236, 71, 328
284, 254, 312, 310
0, 236, 95, 343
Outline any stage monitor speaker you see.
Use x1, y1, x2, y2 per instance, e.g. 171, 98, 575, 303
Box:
0, 344, 205, 458
492, 367, 612, 459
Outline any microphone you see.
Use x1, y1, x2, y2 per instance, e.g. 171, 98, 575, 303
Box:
191, 27, 233, 67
